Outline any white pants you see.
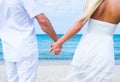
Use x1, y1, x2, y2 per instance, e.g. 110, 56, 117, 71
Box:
5, 56, 38, 82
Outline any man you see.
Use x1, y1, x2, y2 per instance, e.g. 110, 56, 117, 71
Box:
0, 0, 61, 82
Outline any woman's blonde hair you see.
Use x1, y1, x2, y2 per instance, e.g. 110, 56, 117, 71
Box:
81, 0, 103, 21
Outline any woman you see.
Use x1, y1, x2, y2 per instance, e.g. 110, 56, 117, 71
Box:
50, 0, 120, 82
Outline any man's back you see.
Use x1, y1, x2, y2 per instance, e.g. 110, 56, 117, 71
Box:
0, 0, 42, 61
91, 0, 120, 24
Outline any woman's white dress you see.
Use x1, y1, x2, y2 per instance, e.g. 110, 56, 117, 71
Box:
63, 18, 117, 82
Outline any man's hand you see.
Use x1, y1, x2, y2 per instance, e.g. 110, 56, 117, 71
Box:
49, 42, 62, 55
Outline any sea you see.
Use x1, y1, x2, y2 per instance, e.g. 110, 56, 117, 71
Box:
0, 34, 120, 62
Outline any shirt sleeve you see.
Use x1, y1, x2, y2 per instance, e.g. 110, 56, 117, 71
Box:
20, 0, 43, 18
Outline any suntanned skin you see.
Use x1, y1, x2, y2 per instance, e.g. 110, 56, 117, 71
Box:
91, 0, 120, 24
35, 13, 58, 42
35, 13, 62, 55
50, 0, 120, 54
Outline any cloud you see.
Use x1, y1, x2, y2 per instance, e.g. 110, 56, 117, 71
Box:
37, 0, 86, 16
35, 0, 120, 34
35, 0, 87, 34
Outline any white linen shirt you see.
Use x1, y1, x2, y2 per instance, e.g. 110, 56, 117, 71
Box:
0, 0, 43, 62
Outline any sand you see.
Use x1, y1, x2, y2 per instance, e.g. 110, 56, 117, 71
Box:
0, 61, 120, 82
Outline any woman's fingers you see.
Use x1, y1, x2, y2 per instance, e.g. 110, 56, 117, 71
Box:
54, 48, 61, 55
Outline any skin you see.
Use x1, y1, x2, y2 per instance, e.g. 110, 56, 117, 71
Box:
49, 0, 120, 55
91, 0, 120, 24
35, 13, 62, 55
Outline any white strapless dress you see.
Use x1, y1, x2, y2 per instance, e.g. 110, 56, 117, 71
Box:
63, 18, 117, 82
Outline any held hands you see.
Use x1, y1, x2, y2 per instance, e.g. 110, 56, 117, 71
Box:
49, 42, 62, 55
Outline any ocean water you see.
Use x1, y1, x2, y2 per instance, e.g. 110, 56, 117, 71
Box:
0, 34, 120, 61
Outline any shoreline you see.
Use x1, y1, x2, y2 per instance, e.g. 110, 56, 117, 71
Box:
0, 59, 120, 65
1, 59, 120, 65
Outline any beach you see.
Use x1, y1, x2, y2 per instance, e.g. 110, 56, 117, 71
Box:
0, 61, 120, 82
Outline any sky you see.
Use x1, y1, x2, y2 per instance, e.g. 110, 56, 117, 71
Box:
35, 0, 120, 34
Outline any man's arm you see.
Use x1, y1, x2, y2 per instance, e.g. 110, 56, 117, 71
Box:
35, 13, 62, 55
35, 13, 58, 42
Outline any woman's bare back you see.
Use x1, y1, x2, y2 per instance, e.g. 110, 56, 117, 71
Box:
91, 0, 120, 24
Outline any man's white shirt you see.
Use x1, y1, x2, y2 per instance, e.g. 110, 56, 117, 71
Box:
0, 0, 43, 61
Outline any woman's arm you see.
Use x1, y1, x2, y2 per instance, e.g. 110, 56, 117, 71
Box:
49, 1, 90, 53
49, 16, 87, 53
50, 0, 103, 54
57, 18, 86, 45
49, 0, 91, 52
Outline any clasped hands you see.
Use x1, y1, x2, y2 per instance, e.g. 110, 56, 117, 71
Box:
49, 41, 62, 55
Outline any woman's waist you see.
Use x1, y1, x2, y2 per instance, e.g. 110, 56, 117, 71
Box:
87, 18, 116, 35
87, 26, 115, 36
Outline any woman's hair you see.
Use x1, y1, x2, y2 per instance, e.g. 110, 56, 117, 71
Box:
81, 0, 103, 21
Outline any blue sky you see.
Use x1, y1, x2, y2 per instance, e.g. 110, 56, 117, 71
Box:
35, 0, 120, 34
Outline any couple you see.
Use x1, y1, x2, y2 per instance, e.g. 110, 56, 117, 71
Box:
0, 0, 120, 82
